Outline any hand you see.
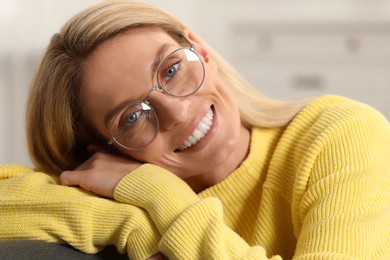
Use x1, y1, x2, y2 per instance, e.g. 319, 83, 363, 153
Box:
60, 150, 141, 198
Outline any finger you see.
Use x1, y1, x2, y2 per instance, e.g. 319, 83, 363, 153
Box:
60, 170, 82, 187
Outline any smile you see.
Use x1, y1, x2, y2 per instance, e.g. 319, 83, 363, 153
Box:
178, 107, 214, 151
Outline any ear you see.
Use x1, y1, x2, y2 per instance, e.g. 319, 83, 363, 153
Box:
181, 29, 210, 63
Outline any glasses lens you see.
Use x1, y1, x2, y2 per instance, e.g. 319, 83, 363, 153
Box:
110, 101, 158, 150
157, 48, 205, 97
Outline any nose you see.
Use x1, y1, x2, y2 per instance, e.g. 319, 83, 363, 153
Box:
148, 92, 191, 131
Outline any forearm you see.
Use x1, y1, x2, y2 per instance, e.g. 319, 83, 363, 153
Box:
114, 164, 280, 259
0, 164, 160, 260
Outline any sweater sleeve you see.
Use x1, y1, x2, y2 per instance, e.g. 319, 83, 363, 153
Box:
0, 164, 160, 260
114, 164, 281, 259
291, 100, 390, 259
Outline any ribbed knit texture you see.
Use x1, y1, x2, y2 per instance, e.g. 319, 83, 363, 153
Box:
0, 165, 160, 260
1, 95, 389, 259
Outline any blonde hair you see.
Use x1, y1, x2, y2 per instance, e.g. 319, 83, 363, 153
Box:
26, 0, 309, 174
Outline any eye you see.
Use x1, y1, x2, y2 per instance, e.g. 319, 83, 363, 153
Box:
126, 112, 139, 124
121, 110, 142, 128
166, 63, 178, 77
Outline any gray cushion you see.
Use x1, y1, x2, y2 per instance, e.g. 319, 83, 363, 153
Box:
0, 240, 128, 260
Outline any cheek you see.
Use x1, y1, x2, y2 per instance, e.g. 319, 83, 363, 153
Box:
202, 60, 237, 109
197, 66, 220, 96
119, 138, 166, 164
120, 149, 154, 164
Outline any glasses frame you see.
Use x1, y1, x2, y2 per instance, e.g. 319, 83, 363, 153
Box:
107, 35, 205, 150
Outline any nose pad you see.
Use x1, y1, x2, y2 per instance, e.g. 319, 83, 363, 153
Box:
148, 92, 191, 131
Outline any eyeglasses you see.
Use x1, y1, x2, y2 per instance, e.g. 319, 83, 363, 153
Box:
107, 37, 205, 150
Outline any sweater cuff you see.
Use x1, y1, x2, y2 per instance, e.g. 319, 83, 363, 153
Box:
114, 164, 200, 235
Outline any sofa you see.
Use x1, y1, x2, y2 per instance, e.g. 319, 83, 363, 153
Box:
0, 240, 128, 260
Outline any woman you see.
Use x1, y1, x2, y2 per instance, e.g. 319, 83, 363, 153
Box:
1, 0, 389, 259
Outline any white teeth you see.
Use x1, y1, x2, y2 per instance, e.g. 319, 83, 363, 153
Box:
193, 129, 204, 140
188, 136, 196, 143
179, 107, 214, 151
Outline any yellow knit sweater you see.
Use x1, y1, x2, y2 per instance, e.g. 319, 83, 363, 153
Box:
1, 95, 389, 259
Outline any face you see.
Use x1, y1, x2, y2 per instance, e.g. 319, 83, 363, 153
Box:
82, 28, 250, 191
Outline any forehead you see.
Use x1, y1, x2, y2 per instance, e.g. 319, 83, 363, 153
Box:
86, 28, 177, 76
83, 28, 178, 96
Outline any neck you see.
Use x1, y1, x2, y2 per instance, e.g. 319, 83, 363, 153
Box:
185, 124, 251, 193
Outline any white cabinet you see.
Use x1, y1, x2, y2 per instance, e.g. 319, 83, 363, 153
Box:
196, 0, 390, 119
230, 22, 390, 117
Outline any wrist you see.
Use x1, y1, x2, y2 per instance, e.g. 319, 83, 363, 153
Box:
114, 164, 199, 234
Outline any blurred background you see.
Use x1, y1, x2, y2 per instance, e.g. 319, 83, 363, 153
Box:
1, 0, 390, 167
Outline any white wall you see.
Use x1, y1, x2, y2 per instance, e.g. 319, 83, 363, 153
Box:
1, 0, 389, 166
0, 0, 103, 165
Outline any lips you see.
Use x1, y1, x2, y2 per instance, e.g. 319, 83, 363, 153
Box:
177, 107, 214, 151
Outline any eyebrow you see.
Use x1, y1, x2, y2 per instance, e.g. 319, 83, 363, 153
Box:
104, 43, 172, 129
150, 43, 172, 78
